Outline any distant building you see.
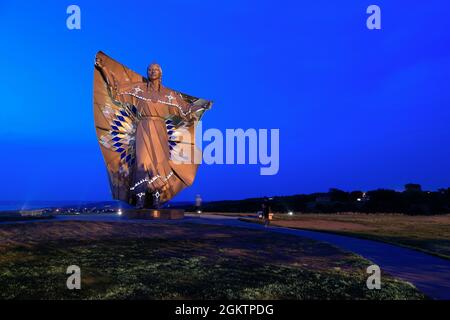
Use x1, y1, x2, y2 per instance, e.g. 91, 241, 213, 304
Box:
19, 209, 45, 217
405, 184, 422, 192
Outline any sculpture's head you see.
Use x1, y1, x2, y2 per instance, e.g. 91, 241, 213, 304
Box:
147, 63, 163, 82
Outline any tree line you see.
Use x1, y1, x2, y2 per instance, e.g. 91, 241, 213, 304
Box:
178, 184, 450, 215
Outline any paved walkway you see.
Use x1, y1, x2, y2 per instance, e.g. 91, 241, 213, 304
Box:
2, 213, 449, 300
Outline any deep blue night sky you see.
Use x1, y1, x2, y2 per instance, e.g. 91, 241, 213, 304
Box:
1, 1, 449, 202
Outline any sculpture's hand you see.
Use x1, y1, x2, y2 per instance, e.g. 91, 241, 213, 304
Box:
95, 56, 119, 96
205, 101, 213, 110
95, 56, 104, 69
189, 101, 212, 113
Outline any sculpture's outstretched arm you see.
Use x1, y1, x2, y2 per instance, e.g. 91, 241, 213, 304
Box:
95, 55, 119, 100
184, 100, 213, 123
190, 101, 213, 113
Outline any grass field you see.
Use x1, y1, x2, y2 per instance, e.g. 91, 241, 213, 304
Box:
241, 213, 450, 260
0, 221, 424, 300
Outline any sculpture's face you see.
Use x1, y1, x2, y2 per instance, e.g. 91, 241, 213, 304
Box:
147, 64, 162, 81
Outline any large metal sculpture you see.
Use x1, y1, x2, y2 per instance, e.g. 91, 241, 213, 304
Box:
93, 52, 212, 209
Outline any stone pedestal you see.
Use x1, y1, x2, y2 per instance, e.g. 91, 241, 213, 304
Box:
125, 209, 184, 220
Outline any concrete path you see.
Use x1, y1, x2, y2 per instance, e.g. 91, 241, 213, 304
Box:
1, 213, 449, 300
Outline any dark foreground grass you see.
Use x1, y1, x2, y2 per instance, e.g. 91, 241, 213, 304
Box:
0, 221, 424, 300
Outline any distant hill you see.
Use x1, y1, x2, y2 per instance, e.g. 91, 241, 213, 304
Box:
172, 186, 450, 215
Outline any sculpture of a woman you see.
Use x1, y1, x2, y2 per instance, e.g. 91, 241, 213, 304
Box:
93, 51, 212, 208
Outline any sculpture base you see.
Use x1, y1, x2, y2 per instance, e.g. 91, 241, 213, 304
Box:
125, 209, 184, 220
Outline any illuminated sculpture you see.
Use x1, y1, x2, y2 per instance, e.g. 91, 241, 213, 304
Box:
93, 52, 212, 209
